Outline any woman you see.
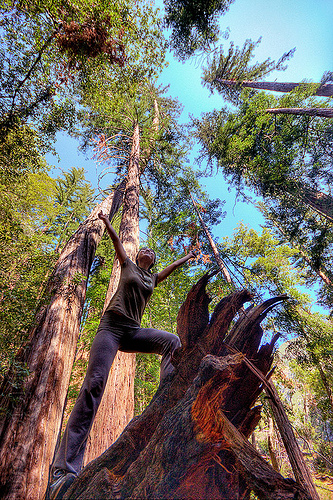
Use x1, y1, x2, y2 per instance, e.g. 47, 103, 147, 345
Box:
50, 211, 195, 499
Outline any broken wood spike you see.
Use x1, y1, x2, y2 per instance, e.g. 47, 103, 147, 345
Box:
176, 272, 211, 349
191, 353, 244, 443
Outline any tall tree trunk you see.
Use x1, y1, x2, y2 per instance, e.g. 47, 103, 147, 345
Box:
83, 121, 141, 465
234, 345, 320, 499
265, 380, 320, 500
64, 279, 314, 500
215, 79, 333, 97
266, 107, 333, 118
260, 204, 333, 286
189, 190, 232, 284
0, 187, 124, 500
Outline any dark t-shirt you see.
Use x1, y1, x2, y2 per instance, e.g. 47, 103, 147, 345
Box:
106, 257, 158, 325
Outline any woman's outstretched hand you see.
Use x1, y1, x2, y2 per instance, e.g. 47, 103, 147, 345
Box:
98, 211, 127, 264
188, 249, 198, 260
98, 211, 109, 225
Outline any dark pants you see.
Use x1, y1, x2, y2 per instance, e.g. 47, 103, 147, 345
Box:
54, 311, 180, 474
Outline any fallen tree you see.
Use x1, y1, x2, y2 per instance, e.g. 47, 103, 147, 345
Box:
64, 274, 315, 500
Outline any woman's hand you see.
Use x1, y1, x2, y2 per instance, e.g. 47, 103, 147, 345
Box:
98, 211, 109, 225
157, 249, 198, 284
98, 211, 127, 264
188, 249, 198, 260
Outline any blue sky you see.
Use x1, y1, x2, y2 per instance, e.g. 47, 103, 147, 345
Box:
160, 0, 333, 237
49, 0, 333, 241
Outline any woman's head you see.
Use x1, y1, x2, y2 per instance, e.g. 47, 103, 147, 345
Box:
136, 247, 156, 270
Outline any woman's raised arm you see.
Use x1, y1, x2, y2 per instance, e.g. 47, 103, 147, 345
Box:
98, 211, 127, 265
157, 250, 196, 284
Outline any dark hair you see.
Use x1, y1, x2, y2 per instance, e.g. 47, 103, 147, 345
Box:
135, 247, 156, 270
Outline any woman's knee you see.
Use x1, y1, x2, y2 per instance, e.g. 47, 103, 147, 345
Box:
171, 334, 181, 351
163, 332, 180, 354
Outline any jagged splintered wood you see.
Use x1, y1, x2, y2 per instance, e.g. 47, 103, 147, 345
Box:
0, 183, 125, 500
215, 79, 333, 97
64, 276, 315, 500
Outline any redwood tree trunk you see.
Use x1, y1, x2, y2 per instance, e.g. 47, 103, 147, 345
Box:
215, 79, 333, 97
0, 188, 123, 500
83, 121, 141, 465
64, 277, 315, 500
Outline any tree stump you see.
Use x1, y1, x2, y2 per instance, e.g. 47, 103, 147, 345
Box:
65, 274, 312, 500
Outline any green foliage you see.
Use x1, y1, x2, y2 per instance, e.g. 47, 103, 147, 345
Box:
0, 0, 167, 185
0, 125, 49, 182
0, 165, 94, 378
202, 39, 295, 104
203, 38, 295, 104
193, 86, 333, 306
164, 0, 234, 60
46, 167, 95, 251
313, 442, 333, 475
134, 353, 160, 415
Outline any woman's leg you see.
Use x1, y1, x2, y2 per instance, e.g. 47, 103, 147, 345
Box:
121, 327, 181, 381
53, 313, 122, 475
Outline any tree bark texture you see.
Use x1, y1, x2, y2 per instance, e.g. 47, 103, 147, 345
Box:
228, 342, 320, 499
215, 79, 333, 97
266, 107, 333, 118
83, 121, 141, 466
64, 276, 315, 500
0, 187, 124, 500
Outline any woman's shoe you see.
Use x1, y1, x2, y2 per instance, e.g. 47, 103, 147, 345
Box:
49, 469, 76, 500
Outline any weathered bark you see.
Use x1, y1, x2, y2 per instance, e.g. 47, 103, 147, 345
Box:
189, 190, 233, 283
233, 346, 320, 499
215, 79, 333, 97
65, 278, 316, 499
0, 187, 124, 500
83, 121, 141, 465
267, 107, 333, 118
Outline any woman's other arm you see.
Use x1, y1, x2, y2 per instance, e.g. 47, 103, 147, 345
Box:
98, 211, 127, 265
157, 250, 196, 284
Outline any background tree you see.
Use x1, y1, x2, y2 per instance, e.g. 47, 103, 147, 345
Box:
0, 184, 125, 500
163, 0, 234, 60
0, 166, 93, 377
193, 82, 333, 308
